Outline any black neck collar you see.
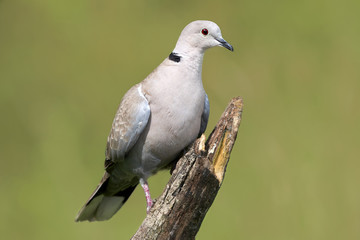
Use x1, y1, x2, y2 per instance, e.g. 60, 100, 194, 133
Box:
169, 52, 181, 62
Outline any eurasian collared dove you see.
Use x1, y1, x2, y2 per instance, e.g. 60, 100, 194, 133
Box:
75, 20, 233, 222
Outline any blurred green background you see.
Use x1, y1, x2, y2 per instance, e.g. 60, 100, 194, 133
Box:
1, 0, 359, 239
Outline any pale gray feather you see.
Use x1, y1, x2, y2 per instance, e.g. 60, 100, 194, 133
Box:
199, 93, 210, 137
106, 83, 150, 161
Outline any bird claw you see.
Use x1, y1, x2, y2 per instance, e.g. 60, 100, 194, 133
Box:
146, 198, 157, 214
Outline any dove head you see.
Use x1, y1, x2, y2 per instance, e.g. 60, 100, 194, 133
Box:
173, 20, 233, 55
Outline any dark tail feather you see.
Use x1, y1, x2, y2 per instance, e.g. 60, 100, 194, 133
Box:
75, 172, 137, 222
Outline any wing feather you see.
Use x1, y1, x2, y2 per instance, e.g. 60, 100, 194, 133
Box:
106, 84, 150, 161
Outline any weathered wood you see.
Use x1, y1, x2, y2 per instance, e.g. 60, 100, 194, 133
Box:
131, 97, 243, 240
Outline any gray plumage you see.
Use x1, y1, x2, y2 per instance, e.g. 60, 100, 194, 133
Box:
75, 20, 233, 222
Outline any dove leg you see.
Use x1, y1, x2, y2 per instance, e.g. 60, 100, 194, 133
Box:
140, 178, 153, 213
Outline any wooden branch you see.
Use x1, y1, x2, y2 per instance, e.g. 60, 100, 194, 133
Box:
131, 97, 243, 240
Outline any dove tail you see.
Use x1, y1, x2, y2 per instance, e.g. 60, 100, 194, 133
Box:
75, 173, 137, 222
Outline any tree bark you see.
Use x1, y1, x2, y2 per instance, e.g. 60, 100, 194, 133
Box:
131, 96, 243, 240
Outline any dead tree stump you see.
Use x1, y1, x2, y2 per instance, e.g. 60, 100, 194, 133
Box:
132, 97, 243, 240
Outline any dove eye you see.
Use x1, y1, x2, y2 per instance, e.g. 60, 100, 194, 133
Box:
201, 28, 208, 36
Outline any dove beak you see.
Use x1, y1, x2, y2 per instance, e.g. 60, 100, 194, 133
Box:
216, 37, 234, 52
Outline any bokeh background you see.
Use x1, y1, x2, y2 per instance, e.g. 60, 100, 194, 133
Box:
1, 0, 359, 239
